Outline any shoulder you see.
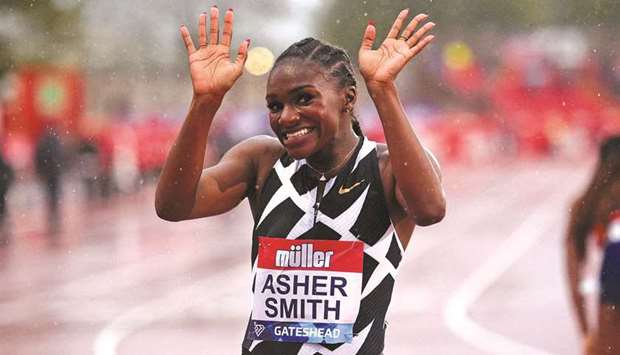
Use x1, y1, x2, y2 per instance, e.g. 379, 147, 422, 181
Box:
235, 135, 285, 193
375, 142, 440, 175
228, 135, 283, 164
215, 135, 283, 184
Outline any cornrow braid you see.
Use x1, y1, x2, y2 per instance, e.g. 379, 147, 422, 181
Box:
273, 37, 363, 137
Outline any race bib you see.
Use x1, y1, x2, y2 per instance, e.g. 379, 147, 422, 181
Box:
249, 237, 364, 344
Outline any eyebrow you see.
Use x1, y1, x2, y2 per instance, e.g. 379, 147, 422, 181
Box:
265, 84, 316, 100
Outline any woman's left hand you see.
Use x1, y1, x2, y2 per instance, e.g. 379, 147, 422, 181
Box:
359, 9, 435, 88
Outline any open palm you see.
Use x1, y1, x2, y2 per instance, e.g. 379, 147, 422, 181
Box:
180, 7, 249, 99
359, 9, 435, 87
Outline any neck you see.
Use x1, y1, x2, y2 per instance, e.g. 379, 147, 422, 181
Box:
306, 131, 359, 177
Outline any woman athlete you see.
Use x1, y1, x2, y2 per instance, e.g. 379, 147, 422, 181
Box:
566, 136, 620, 355
156, 6, 445, 354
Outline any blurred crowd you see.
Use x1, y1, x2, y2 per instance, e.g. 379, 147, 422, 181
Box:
361, 29, 620, 164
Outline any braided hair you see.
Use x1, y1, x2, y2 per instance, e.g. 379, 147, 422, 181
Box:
272, 38, 363, 137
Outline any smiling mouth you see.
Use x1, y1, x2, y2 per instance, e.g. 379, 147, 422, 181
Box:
283, 127, 314, 141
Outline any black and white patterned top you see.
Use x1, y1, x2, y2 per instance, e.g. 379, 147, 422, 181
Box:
242, 136, 404, 355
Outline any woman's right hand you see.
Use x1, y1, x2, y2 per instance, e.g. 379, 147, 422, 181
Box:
180, 6, 249, 101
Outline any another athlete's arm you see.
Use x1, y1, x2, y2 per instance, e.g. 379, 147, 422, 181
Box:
565, 201, 590, 338
156, 7, 251, 221
358, 9, 445, 226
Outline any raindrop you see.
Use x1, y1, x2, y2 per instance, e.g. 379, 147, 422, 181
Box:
593, 48, 598, 53
597, 92, 601, 97
363, 12, 368, 17
404, 162, 408, 166
561, 101, 566, 107
336, 19, 340, 24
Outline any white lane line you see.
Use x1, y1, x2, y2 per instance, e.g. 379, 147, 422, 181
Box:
391, 168, 540, 316
93, 263, 247, 355
443, 188, 566, 355
406, 167, 534, 262
0, 246, 211, 325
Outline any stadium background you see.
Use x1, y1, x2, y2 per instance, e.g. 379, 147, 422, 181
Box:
1, 1, 618, 354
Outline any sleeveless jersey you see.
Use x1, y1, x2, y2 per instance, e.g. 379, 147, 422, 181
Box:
242, 137, 404, 355
600, 210, 620, 305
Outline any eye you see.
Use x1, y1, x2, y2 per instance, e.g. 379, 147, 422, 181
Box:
297, 93, 313, 106
267, 102, 282, 113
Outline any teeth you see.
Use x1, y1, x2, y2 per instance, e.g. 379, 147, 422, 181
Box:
286, 128, 311, 139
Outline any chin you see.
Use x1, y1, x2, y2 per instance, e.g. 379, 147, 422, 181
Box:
286, 147, 311, 160
283, 143, 317, 160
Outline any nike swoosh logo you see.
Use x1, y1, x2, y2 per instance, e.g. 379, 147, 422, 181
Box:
338, 179, 365, 194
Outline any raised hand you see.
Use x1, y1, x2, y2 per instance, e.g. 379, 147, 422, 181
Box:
359, 9, 434, 88
180, 7, 249, 100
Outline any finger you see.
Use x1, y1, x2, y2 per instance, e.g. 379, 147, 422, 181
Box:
400, 13, 428, 40
198, 12, 207, 47
236, 39, 250, 67
221, 8, 234, 47
386, 8, 409, 39
180, 25, 196, 54
360, 21, 376, 51
409, 35, 434, 58
407, 22, 435, 47
209, 6, 219, 45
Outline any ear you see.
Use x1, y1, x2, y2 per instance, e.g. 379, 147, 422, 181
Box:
343, 86, 357, 112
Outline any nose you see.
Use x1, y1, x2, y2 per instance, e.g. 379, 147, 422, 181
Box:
279, 105, 300, 127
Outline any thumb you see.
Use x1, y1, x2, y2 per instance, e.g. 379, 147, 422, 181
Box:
360, 21, 376, 52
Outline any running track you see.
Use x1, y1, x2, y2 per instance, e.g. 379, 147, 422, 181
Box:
0, 159, 595, 354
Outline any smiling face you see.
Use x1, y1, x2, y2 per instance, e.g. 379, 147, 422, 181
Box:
266, 59, 351, 160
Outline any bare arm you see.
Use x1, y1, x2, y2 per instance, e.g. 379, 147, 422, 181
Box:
359, 9, 445, 226
565, 203, 589, 337
155, 7, 251, 221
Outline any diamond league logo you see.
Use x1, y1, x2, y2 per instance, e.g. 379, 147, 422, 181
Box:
254, 322, 266, 337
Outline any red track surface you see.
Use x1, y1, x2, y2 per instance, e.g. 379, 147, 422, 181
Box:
0, 159, 595, 354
